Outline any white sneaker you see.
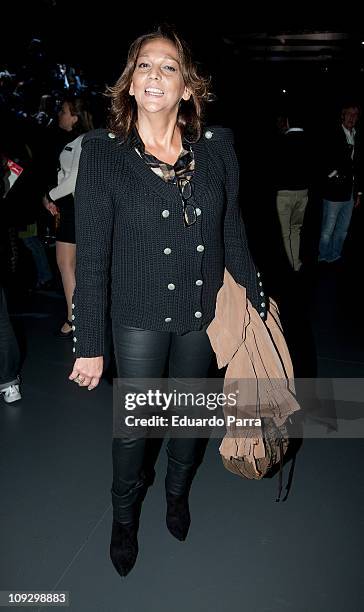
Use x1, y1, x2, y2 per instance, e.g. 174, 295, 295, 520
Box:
1, 384, 21, 403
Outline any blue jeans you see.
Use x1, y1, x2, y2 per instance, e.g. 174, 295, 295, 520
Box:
318, 198, 354, 262
22, 236, 52, 283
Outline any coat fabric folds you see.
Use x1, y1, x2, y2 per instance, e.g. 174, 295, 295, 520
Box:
206, 269, 300, 479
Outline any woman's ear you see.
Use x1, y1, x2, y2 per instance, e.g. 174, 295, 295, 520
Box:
129, 83, 135, 96
182, 87, 191, 101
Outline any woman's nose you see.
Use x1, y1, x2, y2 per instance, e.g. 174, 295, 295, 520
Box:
148, 68, 161, 80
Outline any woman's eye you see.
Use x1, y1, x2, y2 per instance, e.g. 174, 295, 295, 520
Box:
164, 65, 176, 72
138, 62, 149, 69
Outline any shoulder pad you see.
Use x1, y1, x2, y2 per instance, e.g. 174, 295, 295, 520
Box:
202, 126, 234, 145
82, 128, 120, 147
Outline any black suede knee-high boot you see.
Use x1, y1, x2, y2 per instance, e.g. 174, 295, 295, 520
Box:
165, 490, 191, 541
110, 474, 154, 577
165, 438, 208, 541
110, 435, 162, 576
165, 455, 195, 542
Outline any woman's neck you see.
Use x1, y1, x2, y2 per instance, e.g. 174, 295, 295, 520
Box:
136, 113, 182, 161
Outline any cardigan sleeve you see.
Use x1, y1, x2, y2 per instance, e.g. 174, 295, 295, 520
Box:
49, 135, 83, 201
218, 129, 266, 319
71, 136, 116, 357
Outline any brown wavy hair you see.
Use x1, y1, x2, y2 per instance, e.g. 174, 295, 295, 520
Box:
107, 26, 212, 142
65, 96, 94, 137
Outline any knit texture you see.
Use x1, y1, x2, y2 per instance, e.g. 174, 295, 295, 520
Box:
72, 127, 265, 357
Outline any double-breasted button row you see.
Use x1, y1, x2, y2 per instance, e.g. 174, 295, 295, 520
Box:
160, 206, 204, 324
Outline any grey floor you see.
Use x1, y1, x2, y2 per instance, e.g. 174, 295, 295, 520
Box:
1, 263, 364, 612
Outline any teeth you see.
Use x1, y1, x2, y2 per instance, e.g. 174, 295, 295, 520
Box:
145, 88, 163, 94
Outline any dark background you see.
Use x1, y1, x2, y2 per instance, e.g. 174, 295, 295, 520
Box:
2, 2, 364, 124
2, 1, 364, 288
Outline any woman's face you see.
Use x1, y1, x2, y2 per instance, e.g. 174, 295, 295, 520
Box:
129, 38, 191, 116
58, 102, 78, 131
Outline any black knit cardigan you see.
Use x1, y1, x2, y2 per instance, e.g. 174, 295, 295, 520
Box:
71, 127, 266, 357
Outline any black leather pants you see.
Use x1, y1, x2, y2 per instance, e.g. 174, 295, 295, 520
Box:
111, 323, 213, 523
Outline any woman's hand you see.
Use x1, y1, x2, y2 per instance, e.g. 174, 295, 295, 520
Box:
42, 195, 59, 216
69, 357, 104, 390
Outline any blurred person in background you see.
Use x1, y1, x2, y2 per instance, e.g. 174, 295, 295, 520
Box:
0, 152, 21, 403
42, 96, 94, 337
318, 102, 362, 263
274, 108, 311, 272
0, 104, 49, 292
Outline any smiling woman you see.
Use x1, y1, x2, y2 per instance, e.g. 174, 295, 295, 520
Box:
127, 38, 193, 164
69, 23, 266, 580
107, 26, 211, 142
